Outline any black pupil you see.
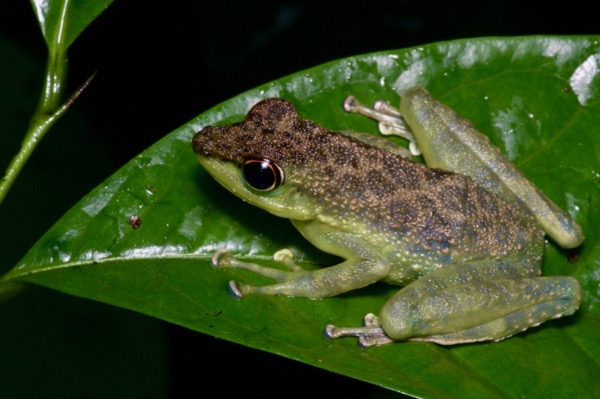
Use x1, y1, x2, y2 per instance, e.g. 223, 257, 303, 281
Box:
243, 160, 278, 191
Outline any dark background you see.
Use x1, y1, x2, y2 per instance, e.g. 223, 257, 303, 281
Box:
0, 1, 596, 397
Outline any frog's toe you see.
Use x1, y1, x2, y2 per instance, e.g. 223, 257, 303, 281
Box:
342, 95, 360, 113
374, 100, 402, 117
273, 249, 305, 272
358, 333, 394, 347
211, 249, 232, 268
362, 313, 381, 328
323, 324, 338, 339
227, 280, 244, 298
323, 320, 393, 346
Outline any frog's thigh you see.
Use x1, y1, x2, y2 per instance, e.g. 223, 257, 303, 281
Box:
237, 221, 390, 298
380, 261, 581, 344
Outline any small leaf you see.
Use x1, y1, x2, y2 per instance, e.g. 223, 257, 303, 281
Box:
30, 0, 113, 49
3, 37, 600, 397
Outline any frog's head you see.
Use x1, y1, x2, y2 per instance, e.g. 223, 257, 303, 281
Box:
192, 98, 336, 220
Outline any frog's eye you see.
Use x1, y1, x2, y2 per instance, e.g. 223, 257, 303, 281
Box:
242, 158, 285, 191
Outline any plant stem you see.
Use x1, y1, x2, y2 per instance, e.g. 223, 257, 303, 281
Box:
0, 0, 74, 206
0, 72, 95, 206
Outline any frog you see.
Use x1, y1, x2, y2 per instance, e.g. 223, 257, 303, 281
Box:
191, 87, 584, 346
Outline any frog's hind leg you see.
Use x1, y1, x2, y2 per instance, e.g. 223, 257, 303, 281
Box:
345, 90, 584, 249
326, 259, 581, 345
343, 96, 422, 157
397, 87, 583, 249
406, 296, 580, 345
378, 260, 582, 344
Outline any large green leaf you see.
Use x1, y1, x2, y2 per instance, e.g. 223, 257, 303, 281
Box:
2, 36, 599, 398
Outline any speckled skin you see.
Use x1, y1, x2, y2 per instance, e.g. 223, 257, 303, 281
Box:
193, 98, 542, 285
192, 90, 582, 344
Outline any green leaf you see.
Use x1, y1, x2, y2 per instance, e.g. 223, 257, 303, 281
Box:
30, 0, 113, 49
2, 36, 600, 398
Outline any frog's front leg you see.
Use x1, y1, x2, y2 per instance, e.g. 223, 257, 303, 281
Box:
212, 220, 390, 299
327, 259, 582, 345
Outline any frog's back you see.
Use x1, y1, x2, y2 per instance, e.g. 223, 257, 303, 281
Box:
292, 133, 543, 267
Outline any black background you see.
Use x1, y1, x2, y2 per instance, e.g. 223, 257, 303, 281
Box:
0, 1, 596, 397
